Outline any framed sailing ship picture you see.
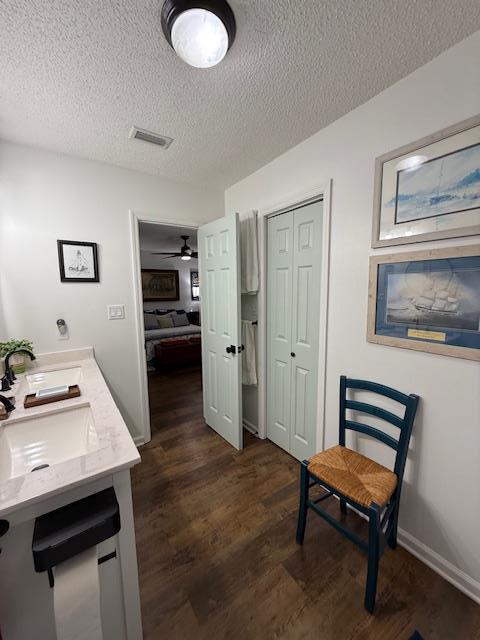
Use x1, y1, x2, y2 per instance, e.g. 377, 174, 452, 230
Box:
57, 240, 99, 282
367, 246, 480, 361
372, 114, 480, 247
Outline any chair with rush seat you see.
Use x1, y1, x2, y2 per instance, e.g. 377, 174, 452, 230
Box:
296, 376, 419, 613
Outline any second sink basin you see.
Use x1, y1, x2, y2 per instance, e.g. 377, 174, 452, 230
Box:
0, 405, 100, 482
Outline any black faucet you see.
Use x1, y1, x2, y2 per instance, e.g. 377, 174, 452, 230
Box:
3, 349, 36, 385
0, 394, 15, 414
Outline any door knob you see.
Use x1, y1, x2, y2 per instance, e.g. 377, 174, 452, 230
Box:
226, 345, 236, 355
291, 352, 296, 357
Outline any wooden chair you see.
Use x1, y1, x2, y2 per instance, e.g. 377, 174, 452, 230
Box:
296, 376, 419, 613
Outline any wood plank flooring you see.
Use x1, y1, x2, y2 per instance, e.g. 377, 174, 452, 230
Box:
131, 365, 480, 639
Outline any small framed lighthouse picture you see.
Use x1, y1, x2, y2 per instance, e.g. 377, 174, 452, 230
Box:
367, 245, 480, 361
57, 240, 99, 282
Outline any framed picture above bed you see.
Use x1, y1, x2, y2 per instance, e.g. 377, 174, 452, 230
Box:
141, 269, 179, 301
367, 245, 480, 361
372, 114, 480, 247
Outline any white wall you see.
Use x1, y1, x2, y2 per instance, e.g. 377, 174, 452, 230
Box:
140, 253, 199, 314
226, 32, 480, 598
0, 142, 222, 437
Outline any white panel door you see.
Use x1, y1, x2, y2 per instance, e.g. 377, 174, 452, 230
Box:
266, 211, 294, 452
199, 213, 243, 450
290, 201, 323, 460
266, 201, 323, 460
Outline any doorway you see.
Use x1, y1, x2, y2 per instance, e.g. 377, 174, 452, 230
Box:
130, 214, 202, 444
131, 211, 245, 449
138, 221, 202, 439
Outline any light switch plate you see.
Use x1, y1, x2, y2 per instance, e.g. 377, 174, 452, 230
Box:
107, 304, 125, 320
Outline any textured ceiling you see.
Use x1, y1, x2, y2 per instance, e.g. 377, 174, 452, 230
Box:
2, 1, 480, 189
139, 222, 197, 252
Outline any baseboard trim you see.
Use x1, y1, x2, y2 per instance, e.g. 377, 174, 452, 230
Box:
133, 435, 145, 447
243, 419, 259, 436
397, 528, 480, 605
335, 501, 480, 605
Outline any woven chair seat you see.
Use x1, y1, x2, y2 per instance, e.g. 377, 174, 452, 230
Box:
308, 445, 397, 508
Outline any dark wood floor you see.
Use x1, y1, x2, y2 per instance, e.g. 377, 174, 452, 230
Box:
131, 365, 480, 640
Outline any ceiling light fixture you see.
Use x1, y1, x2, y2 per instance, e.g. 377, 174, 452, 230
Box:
161, 0, 236, 68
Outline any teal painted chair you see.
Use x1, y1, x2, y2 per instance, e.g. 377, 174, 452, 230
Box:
296, 376, 419, 612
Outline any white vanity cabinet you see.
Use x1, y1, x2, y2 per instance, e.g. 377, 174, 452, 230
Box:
0, 470, 142, 640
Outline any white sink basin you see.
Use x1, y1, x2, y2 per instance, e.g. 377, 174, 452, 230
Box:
0, 405, 99, 482
25, 367, 82, 394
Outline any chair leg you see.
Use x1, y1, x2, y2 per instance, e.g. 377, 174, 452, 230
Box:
340, 498, 347, 514
387, 500, 399, 550
365, 504, 381, 613
296, 461, 310, 544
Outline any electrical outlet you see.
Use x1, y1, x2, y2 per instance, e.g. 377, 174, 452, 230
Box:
107, 305, 125, 320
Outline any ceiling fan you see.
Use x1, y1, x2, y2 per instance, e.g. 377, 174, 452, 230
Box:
150, 235, 198, 261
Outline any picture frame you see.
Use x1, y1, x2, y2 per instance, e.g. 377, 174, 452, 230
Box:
191, 270, 199, 301
141, 269, 179, 301
372, 114, 480, 248
57, 240, 99, 283
367, 245, 480, 361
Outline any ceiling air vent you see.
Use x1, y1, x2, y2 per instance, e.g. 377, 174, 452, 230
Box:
129, 126, 173, 149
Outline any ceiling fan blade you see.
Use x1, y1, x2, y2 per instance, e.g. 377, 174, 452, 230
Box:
191, 252, 198, 258
150, 252, 181, 256
156, 254, 182, 261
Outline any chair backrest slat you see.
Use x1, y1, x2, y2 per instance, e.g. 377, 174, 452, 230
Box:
345, 399, 404, 429
345, 420, 398, 450
345, 377, 411, 406
339, 376, 419, 483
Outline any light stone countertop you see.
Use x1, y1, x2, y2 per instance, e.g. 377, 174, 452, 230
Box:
0, 347, 140, 517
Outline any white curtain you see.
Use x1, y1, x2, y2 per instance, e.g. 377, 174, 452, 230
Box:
241, 320, 257, 386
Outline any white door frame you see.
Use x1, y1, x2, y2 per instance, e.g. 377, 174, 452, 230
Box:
129, 209, 200, 445
257, 181, 331, 453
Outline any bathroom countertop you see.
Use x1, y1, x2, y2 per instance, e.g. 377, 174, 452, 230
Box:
0, 347, 140, 517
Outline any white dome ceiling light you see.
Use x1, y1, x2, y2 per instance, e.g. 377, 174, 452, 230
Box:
161, 0, 236, 69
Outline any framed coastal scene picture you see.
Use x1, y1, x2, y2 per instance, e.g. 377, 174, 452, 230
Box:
368, 246, 480, 361
372, 115, 480, 247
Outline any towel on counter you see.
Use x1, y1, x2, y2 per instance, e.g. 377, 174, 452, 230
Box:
240, 210, 259, 295
242, 320, 257, 386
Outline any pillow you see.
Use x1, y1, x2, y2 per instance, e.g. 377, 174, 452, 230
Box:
158, 315, 174, 329
144, 313, 159, 330
172, 314, 189, 327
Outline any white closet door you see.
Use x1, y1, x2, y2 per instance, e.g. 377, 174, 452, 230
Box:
267, 211, 294, 452
290, 201, 323, 460
267, 201, 323, 461
199, 213, 243, 450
